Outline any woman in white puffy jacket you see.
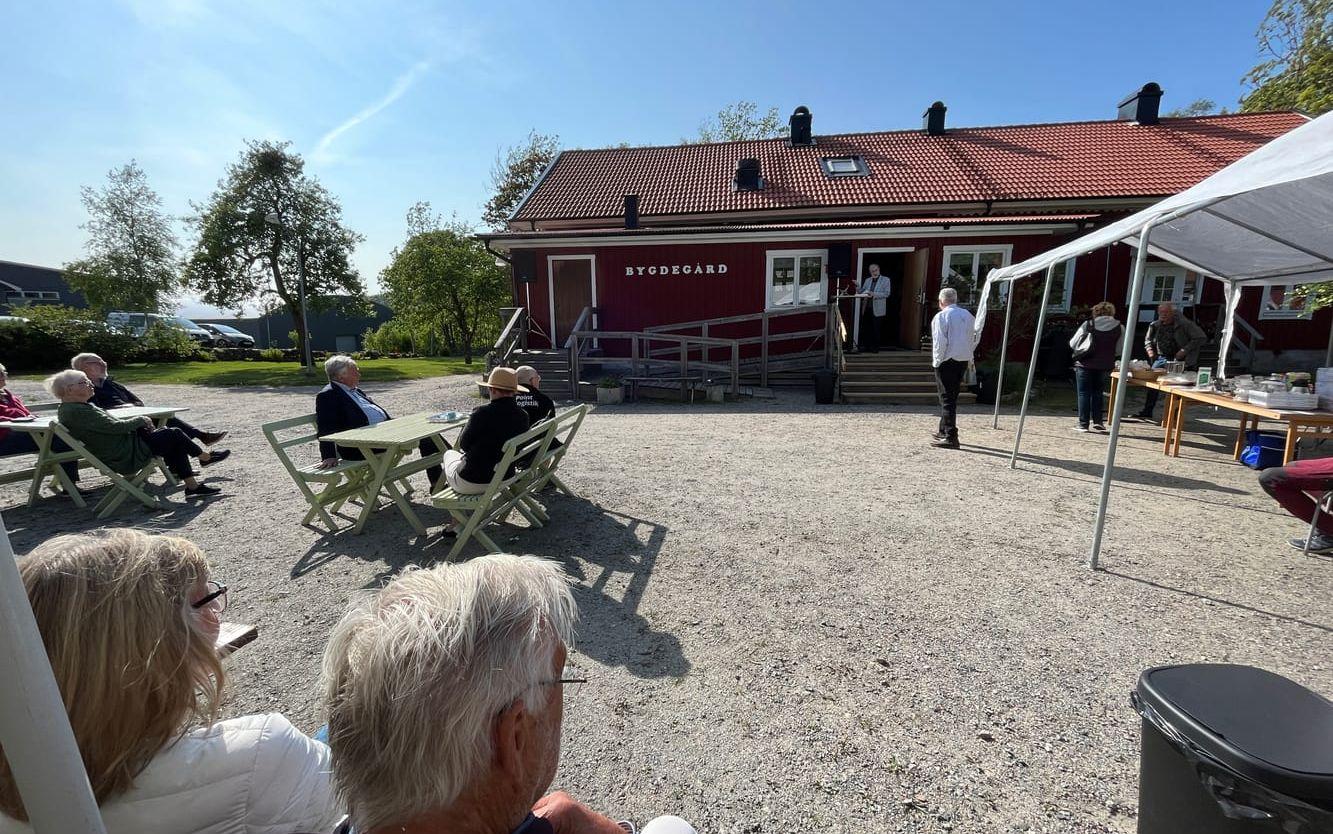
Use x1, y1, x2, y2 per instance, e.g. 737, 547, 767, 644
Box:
0, 529, 341, 834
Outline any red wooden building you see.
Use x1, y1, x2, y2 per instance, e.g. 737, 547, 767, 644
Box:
481, 87, 1317, 398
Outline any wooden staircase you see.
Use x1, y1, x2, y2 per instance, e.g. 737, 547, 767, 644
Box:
840, 350, 977, 405
507, 349, 573, 399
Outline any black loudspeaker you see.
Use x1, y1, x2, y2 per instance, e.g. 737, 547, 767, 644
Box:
512, 251, 536, 284
827, 243, 852, 279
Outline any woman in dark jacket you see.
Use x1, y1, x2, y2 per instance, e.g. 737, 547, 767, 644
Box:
1070, 301, 1124, 433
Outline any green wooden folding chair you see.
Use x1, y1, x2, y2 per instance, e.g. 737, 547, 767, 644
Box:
262, 414, 373, 532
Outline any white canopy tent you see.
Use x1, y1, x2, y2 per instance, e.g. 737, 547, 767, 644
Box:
972, 109, 1333, 570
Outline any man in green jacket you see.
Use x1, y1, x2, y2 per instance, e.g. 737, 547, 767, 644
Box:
47, 369, 231, 497
1134, 302, 1207, 421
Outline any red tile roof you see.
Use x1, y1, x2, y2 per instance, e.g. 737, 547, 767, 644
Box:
511, 112, 1307, 225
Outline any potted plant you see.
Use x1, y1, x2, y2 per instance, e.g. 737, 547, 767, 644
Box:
596, 375, 624, 404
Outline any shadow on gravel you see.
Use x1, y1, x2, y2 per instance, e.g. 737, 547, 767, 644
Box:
288, 495, 690, 680
961, 445, 1248, 495
2, 488, 222, 553
1104, 569, 1332, 634
527, 504, 690, 681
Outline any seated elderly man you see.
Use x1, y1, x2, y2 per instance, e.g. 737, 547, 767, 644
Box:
316, 354, 443, 487
513, 366, 556, 425
441, 368, 531, 495
321, 554, 692, 834
71, 352, 227, 445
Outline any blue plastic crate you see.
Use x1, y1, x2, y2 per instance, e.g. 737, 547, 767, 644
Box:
1240, 430, 1285, 470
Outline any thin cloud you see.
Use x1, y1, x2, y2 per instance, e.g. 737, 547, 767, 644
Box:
313, 60, 430, 163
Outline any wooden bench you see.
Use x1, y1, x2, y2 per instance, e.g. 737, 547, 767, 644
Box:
262, 414, 373, 532
430, 407, 587, 560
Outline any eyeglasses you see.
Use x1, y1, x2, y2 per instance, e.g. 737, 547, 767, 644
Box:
191, 580, 228, 612
76, 379, 95, 388
545, 663, 588, 690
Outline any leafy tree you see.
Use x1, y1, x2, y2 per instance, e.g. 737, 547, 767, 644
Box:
693, 101, 788, 143
63, 161, 182, 313
1241, 0, 1333, 114
1163, 98, 1225, 117
184, 140, 366, 365
380, 203, 508, 363
482, 131, 560, 229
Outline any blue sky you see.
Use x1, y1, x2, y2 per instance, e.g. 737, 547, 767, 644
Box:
2, 0, 1272, 316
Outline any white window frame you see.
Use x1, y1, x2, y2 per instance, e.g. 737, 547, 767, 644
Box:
765, 249, 828, 310
940, 244, 1013, 309
1128, 264, 1188, 322
1047, 259, 1076, 314
1258, 283, 1315, 320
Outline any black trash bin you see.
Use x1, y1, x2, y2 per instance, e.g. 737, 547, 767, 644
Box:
1132, 664, 1333, 833
813, 368, 837, 404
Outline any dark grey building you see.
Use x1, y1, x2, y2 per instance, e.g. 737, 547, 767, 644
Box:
0, 260, 86, 314
196, 297, 393, 352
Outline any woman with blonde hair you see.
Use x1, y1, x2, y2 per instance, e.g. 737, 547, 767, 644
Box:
0, 530, 338, 834
1068, 300, 1124, 433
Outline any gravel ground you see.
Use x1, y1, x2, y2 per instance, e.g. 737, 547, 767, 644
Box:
4, 375, 1330, 834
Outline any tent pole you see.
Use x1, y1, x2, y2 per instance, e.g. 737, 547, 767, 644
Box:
1325, 314, 1333, 368
1009, 263, 1058, 468
0, 515, 107, 834
992, 282, 1016, 429
1090, 223, 1157, 570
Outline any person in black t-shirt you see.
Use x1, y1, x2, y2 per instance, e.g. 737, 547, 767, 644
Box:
513, 366, 556, 425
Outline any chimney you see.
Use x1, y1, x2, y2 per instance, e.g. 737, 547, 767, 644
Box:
923, 101, 947, 135
734, 158, 762, 191
623, 194, 639, 229
789, 106, 813, 146
1118, 82, 1163, 125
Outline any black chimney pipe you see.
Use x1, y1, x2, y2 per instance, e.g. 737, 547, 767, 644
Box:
1118, 82, 1164, 125
923, 101, 947, 135
623, 194, 639, 229
789, 106, 813, 146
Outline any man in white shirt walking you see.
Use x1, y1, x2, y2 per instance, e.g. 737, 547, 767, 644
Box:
930, 287, 976, 449
855, 263, 892, 353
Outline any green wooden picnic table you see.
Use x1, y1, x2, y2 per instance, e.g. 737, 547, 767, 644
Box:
323, 411, 463, 535
1, 405, 189, 509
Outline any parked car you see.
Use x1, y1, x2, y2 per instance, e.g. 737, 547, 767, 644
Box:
107, 312, 214, 346
199, 322, 255, 347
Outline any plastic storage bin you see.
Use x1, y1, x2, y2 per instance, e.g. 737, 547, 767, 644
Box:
1240, 431, 1286, 470
1132, 664, 1333, 833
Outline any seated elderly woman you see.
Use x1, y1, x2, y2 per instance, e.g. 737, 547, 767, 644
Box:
45, 368, 230, 497
315, 354, 443, 487
0, 362, 80, 489
0, 529, 340, 834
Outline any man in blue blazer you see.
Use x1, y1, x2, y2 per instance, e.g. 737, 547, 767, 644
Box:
315, 355, 443, 487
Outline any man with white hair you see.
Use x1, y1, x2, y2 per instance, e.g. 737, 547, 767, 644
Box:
929, 286, 976, 449
513, 366, 556, 426
71, 353, 227, 445
315, 354, 443, 487
321, 555, 693, 834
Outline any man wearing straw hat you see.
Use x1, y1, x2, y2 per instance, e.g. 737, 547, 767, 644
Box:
442, 367, 532, 495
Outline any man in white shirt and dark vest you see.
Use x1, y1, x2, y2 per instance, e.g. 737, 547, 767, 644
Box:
930, 287, 976, 449
855, 263, 892, 353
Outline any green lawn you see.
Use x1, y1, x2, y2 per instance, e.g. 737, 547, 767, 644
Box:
25, 357, 483, 387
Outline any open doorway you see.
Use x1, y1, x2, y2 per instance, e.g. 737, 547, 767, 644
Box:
854, 248, 912, 349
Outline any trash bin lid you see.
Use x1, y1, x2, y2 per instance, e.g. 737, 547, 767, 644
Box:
1136, 664, 1333, 802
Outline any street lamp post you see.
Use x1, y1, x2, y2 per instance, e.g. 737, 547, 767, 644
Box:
264, 211, 314, 374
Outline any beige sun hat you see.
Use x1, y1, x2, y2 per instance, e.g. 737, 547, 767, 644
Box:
481, 367, 529, 392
